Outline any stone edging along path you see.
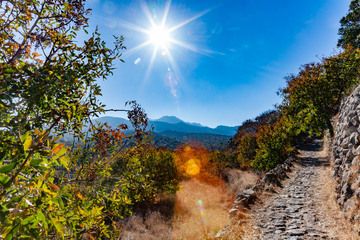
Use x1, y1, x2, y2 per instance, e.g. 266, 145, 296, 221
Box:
217, 139, 355, 239
251, 147, 339, 240
230, 155, 296, 214
215, 151, 298, 239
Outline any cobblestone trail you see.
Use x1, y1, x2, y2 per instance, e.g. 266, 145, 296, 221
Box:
254, 141, 339, 240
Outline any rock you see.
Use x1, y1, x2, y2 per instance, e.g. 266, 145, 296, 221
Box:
263, 172, 282, 187
229, 208, 238, 214
215, 227, 228, 238
341, 183, 354, 202
287, 229, 306, 236
331, 85, 360, 235
235, 188, 256, 208
351, 145, 360, 155
350, 132, 359, 145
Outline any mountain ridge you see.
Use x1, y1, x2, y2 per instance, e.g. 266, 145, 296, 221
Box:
93, 116, 237, 149
96, 115, 238, 136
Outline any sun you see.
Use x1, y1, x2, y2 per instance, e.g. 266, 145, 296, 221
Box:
122, 1, 212, 85
148, 25, 171, 49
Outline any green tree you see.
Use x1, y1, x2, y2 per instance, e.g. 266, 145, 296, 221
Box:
338, 0, 360, 48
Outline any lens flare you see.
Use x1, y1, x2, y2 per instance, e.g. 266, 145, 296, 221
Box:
175, 144, 208, 178
172, 144, 233, 239
185, 158, 201, 176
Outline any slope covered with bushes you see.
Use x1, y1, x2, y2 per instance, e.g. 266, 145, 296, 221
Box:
229, 0, 360, 171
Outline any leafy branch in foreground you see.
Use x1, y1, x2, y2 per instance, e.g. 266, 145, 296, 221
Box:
0, 1, 178, 238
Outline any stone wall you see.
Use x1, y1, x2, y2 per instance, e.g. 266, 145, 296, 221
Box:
229, 156, 296, 214
332, 85, 360, 233
215, 156, 296, 238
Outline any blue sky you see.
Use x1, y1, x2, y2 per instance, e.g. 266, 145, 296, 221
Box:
86, 0, 350, 127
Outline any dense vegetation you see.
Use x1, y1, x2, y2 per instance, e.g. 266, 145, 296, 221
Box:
0, 1, 178, 238
229, 0, 360, 170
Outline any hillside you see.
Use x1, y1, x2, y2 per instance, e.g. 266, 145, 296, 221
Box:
95, 116, 238, 136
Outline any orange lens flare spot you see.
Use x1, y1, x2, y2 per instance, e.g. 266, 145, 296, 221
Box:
184, 145, 192, 152
185, 158, 200, 176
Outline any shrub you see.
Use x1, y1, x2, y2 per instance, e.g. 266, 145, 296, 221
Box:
235, 134, 257, 168
252, 116, 295, 170
112, 144, 178, 205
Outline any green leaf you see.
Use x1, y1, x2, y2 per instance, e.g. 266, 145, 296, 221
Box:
50, 217, 64, 235
30, 158, 42, 167
0, 204, 9, 222
0, 162, 16, 174
36, 210, 48, 229
4, 68, 15, 74
22, 215, 35, 225
0, 173, 10, 186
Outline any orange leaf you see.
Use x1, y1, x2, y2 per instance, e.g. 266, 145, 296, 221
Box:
32, 52, 41, 58
52, 144, 64, 154
49, 183, 60, 191
76, 192, 85, 200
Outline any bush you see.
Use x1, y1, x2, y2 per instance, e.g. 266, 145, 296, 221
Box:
252, 116, 295, 170
112, 144, 178, 206
235, 134, 257, 168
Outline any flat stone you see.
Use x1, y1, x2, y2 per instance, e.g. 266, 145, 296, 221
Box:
287, 229, 306, 236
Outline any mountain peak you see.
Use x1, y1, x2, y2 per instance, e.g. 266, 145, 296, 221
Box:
156, 116, 184, 124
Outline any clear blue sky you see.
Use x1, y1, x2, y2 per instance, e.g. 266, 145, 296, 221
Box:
86, 0, 350, 127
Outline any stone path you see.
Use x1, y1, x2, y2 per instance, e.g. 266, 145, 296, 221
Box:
253, 141, 339, 240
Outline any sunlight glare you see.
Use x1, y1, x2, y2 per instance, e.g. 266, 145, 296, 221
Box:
148, 25, 171, 49
125, 1, 212, 88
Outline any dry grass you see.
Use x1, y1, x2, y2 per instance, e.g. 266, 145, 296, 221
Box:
223, 169, 258, 194
119, 176, 236, 240
119, 175, 236, 240
169, 169, 258, 239
120, 169, 257, 239
119, 163, 259, 240
171, 177, 233, 240
317, 165, 359, 239
120, 211, 172, 240
316, 133, 358, 239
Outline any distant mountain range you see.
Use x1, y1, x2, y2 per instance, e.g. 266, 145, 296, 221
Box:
95, 115, 237, 136
94, 116, 238, 150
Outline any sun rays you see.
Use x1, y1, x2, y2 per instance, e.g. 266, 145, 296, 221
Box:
121, 1, 211, 96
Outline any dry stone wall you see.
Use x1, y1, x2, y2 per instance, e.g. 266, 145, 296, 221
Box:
332, 85, 360, 234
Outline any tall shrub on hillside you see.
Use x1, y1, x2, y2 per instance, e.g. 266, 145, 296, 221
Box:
111, 144, 178, 205
252, 115, 295, 170
338, 0, 360, 49
281, 48, 360, 136
229, 110, 279, 168
253, 48, 359, 171
235, 134, 257, 168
